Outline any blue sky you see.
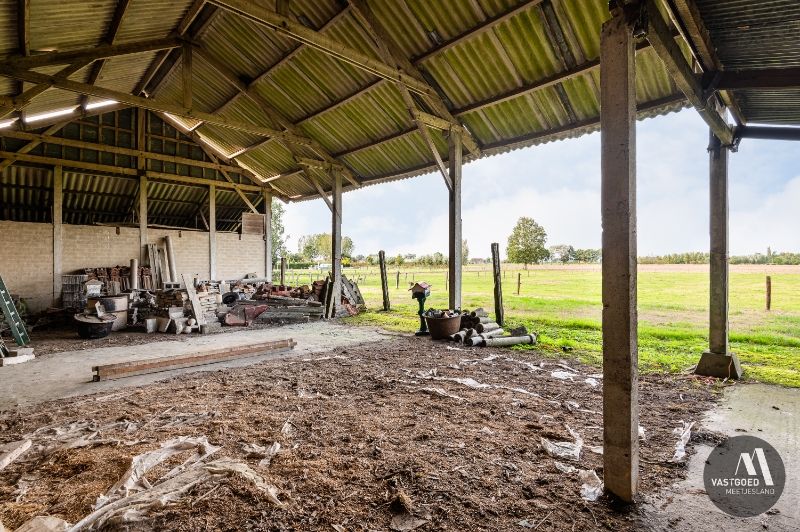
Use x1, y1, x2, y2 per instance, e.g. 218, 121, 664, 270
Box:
283, 109, 800, 259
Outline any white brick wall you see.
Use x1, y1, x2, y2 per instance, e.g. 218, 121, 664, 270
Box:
0, 221, 267, 312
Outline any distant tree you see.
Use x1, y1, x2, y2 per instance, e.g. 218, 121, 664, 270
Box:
573, 248, 601, 263
366, 255, 376, 265
549, 244, 575, 264
394, 254, 405, 266
432, 252, 445, 265
462, 239, 469, 263
297, 233, 355, 261
507, 217, 549, 267
270, 200, 288, 263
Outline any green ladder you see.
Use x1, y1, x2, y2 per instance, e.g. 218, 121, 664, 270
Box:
0, 274, 29, 357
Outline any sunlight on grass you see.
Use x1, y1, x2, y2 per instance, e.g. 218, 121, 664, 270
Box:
334, 264, 800, 387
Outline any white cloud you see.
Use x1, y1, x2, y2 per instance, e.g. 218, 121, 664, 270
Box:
281, 110, 800, 258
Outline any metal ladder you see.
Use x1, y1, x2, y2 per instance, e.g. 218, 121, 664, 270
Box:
0, 274, 29, 357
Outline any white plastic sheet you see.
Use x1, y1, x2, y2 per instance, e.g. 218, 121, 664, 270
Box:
540, 425, 583, 461
578, 469, 603, 501
671, 421, 695, 462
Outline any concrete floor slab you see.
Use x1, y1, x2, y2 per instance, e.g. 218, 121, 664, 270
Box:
642, 383, 799, 531
0, 322, 384, 409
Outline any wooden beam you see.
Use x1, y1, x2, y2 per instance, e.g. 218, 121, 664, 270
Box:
194, 46, 361, 186
348, 0, 481, 156
208, 0, 436, 98
715, 67, 800, 90
182, 42, 193, 109
82, 0, 133, 110
0, 122, 68, 171
139, 175, 148, 263
0, 61, 90, 120
0, 130, 253, 174
52, 164, 63, 304
209, 183, 217, 279
263, 189, 272, 280
600, 7, 639, 503
0, 66, 314, 144
644, 0, 733, 145
18, 0, 30, 56
447, 133, 462, 310
306, 174, 333, 212
331, 171, 342, 313
413, 0, 545, 65
1, 37, 182, 70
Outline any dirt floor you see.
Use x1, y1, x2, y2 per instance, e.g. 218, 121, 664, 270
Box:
0, 335, 720, 531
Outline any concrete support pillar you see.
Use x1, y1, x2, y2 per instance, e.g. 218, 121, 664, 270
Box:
331, 172, 343, 312
164, 235, 177, 282
600, 8, 639, 503
138, 174, 148, 264
448, 133, 463, 310
263, 190, 273, 281
696, 131, 743, 378
209, 184, 216, 280
52, 165, 63, 305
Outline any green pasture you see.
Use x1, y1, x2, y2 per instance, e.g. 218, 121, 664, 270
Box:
283, 265, 800, 387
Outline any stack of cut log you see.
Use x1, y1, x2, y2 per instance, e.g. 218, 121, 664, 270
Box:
156, 290, 189, 310
252, 296, 323, 323
445, 307, 537, 347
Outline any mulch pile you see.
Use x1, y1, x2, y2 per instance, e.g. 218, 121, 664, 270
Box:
0, 336, 720, 531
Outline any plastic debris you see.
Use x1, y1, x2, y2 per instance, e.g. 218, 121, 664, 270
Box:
554, 461, 577, 474
14, 516, 71, 532
242, 442, 281, 468
578, 469, 604, 501
419, 387, 463, 401
671, 421, 695, 462
638, 425, 647, 441
550, 370, 577, 381
584, 378, 599, 387
540, 425, 583, 461
0, 439, 31, 471
587, 445, 603, 455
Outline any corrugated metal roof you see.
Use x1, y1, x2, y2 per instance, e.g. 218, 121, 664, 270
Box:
1, 0, 794, 212
693, 0, 800, 125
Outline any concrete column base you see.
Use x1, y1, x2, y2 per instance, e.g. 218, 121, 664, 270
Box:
695, 351, 742, 379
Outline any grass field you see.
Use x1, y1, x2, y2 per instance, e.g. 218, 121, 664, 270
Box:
283, 264, 800, 387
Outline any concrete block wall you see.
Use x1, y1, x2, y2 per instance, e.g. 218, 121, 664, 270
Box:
62, 225, 140, 275
218, 233, 266, 280
0, 221, 267, 313
0, 221, 54, 312
148, 229, 210, 281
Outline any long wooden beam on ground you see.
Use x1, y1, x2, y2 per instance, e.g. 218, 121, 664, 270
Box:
208, 0, 436, 99
0, 66, 314, 144
643, 0, 733, 145
92, 338, 297, 380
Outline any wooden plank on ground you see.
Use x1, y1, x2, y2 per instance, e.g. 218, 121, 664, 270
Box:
182, 273, 206, 326
92, 338, 296, 380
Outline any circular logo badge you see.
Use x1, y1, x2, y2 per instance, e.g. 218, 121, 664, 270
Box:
703, 435, 785, 517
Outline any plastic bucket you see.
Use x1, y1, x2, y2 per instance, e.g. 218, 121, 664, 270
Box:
425, 315, 462, 340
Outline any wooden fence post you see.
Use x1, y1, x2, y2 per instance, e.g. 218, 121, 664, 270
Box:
766, 276, 772, 310
517, 272, 521, 295
379, 250, 390, 311
492, 243, 504, 326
